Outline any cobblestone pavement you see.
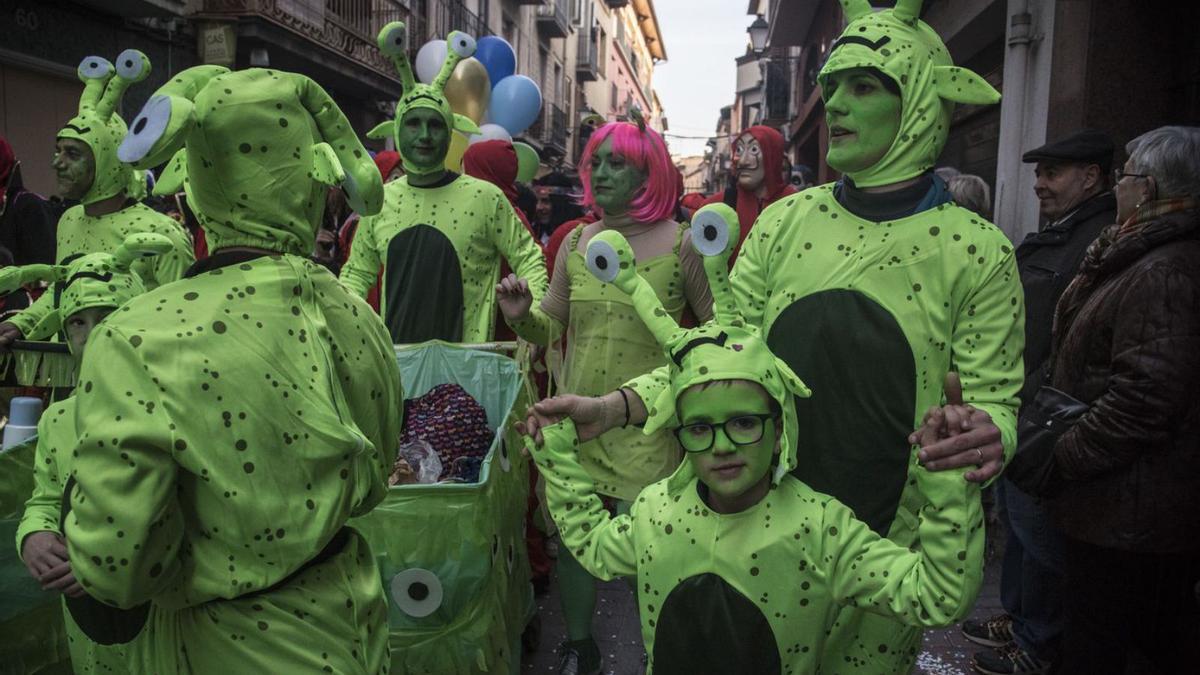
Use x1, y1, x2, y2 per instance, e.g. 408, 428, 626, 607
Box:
521, 537, 1004, 675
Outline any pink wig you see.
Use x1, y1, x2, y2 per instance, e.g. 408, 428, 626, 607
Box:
579, 122, 679, 223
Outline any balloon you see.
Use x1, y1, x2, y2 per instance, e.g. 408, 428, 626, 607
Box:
489, 75, 542, 137
514, 142, 539, 183
415, 40, 447, 84
445, 132, 469, 171
474, 36, 517, 90
444, 57, 490, 124
468, 123, 512, 145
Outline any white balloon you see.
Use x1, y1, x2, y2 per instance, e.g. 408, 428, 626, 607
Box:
414, 40, 447, 85
468, 123, 512, 145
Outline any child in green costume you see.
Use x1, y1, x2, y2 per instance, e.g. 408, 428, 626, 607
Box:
523, 204, 985, 673
340, 23, 548, 343
525, 2, 1025, 671
11, 233, 176, 674
496, 118, 712, 673
0, 51, 194, 347
61, 63, 401, 673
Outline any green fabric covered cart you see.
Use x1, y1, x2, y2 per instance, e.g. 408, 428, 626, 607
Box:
351, 341, 536, 674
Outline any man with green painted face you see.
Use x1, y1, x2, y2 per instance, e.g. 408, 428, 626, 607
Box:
341, 24, 547, 344
0, 51, 193, 351
522, 2, 1025, 671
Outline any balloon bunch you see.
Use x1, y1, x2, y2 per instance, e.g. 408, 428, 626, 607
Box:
416, 35, 543, 180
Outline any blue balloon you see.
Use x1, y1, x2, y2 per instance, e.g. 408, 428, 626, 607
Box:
475, 36, 516, 90
490, 75, 542, 137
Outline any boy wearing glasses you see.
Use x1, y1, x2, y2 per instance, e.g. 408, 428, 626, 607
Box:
523, 205, 985, 673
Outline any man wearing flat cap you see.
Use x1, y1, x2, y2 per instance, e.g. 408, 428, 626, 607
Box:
963, 128, 1117, 675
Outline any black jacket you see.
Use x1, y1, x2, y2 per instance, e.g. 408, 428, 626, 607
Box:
0, 165, 59, 265
1014, 191, 1115, 404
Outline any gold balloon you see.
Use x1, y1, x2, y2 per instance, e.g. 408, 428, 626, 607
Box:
445, 131, 469, 171
444, 57, 491, 125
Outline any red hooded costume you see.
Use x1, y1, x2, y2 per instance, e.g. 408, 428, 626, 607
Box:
702, 125, 797, 260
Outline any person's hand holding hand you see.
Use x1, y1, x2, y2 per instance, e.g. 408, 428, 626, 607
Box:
908, 372, 1005, 482
0, 321, 24, 355
518, 393, 620, 448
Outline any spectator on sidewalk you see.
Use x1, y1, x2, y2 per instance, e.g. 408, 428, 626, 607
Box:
965, 129, 1117, 675
1012, 125, 1200, 674
0, 136, 59, 266
947, 173, 993, 220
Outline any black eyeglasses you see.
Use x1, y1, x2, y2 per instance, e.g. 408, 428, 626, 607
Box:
1113, 169, 1152, 184
674, 413, 779, 453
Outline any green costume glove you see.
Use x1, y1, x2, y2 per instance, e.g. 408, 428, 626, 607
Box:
818, 0, 999, 188
118, 65, 384, 255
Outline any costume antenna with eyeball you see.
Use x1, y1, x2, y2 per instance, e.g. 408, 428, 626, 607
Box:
115, 59, 384, 256
582, 203, 811, 485
367, 22, 483, 175
60, 50, 153, 205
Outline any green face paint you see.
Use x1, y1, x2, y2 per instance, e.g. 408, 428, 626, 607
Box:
677, 380, 780, 514
53, 137, 96, 201
397, 108, 451, 176
589, 139, 645, 216
823, 68, 902, 176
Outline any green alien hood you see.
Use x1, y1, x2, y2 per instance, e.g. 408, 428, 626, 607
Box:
583, 203, 812, 488
59, 50, 152, 205
117, 66, 384, 256
818, 0, 1000, 188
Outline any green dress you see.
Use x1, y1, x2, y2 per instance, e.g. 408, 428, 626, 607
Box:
64, 255, 403, 673
8, 203, 194, 339
559, 225, 691, 500
340, 173, 548, 344
627, 186, 1025, 670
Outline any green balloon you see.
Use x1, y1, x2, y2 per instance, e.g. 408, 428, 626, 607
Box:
514, 141, 539, 183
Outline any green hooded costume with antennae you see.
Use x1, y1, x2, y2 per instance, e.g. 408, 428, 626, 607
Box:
340, 22, 548, 344
6, 51, 194, 341
62, 65, 402, 673
10, 233, 173, 674
526, 203, 985, 673
622, 2, 1023, 670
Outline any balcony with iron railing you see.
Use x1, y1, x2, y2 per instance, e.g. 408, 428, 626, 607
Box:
576, 29, 599, 81
200, 0, 408, 82
525, 101, 568, 156
421, 0, 492, 43
536, 0, 570, 39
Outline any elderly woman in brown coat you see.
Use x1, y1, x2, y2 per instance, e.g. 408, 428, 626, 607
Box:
1028, 126, 1200, 673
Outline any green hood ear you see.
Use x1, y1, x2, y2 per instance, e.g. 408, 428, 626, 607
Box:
117, 65, 230, 169
933, 65, 1001, 105
366, 121, 395, 141
112, 232, 174, 273
454, 114, 482, 136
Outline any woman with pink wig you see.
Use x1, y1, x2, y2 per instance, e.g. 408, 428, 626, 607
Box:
496, 120, 712, 674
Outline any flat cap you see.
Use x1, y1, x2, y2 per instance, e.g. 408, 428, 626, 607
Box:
1022, 129, 1115, 169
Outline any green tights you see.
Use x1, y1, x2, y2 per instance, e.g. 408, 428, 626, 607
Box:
557, 499, 631, 641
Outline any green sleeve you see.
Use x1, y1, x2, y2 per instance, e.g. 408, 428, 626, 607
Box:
15, 411, 68, 554
65, 325, 184, 608
529, 421, 638, 580
824, 466, 985, 626
507, 307, 563, 346
7, 291, 58, 339
491, 199, 549, 310
146, 222, 195, 288
339, 214, 381, 299
954, 247, 1025, 470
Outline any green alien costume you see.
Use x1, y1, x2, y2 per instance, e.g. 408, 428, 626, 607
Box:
9, 233, 176, 674
59, 64, 401, 673
8, 51, 194, 341
622, 2, 1023, 670
527, 204, 985, 673
341, 23, 548, 344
